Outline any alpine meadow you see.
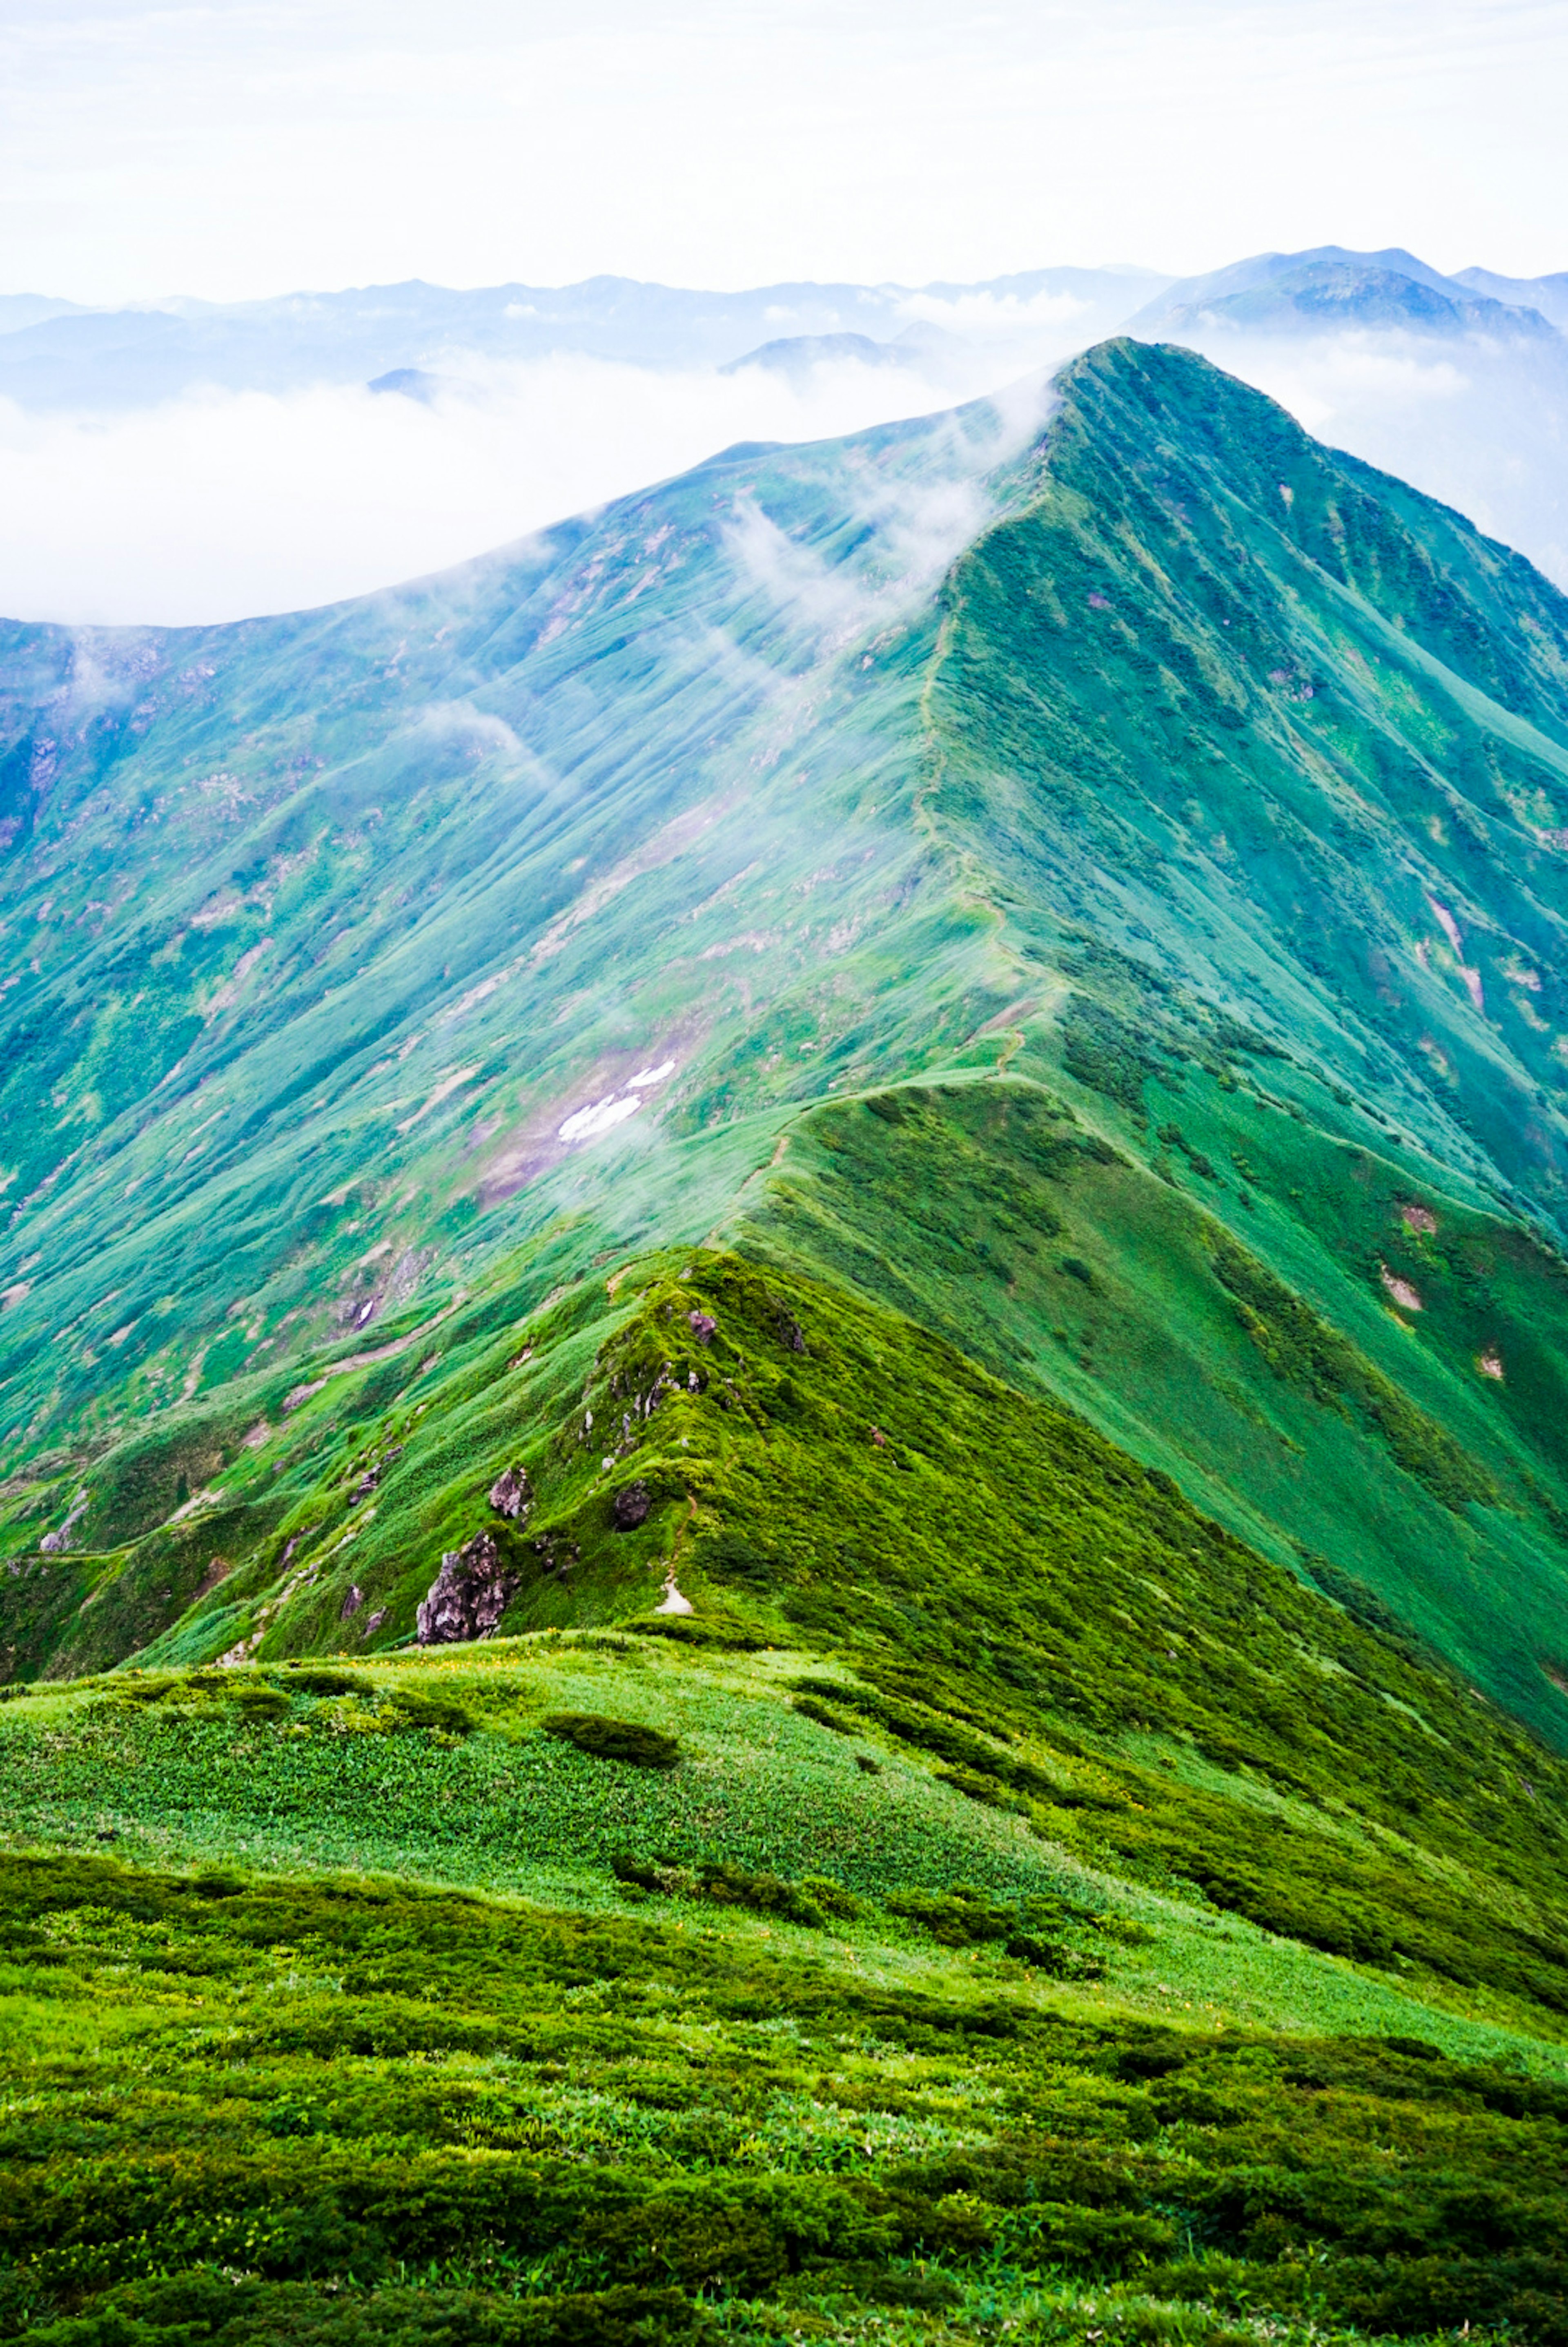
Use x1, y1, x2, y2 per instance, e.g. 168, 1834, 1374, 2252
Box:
8, 335, 1568, 2347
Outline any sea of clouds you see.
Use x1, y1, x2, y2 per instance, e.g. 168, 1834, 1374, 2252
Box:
0, 341, 1026, 628
2, 319, 1565, 629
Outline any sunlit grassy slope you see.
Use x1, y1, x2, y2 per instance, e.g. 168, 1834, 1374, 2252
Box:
5, 1241, 1568, 2336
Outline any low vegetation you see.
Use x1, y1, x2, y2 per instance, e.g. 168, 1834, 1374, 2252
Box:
5, 1244, 1568, 2339
2, 1843, 1567, 2347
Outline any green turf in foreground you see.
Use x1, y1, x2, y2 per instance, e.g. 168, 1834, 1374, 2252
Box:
2, 1821, 1568, 2347
3, 1595, 1568, 2345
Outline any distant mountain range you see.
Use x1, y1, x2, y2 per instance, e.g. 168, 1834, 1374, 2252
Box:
7, 243, 1567, 607
0, 266, 1166, 412
2, 247, 1565, 415
1126, 246, 1559, 339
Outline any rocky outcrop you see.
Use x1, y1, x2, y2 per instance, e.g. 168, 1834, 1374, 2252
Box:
488, 1464, 532, 1521
416, 1532, 518, 1645
612, 1481, 650, 1530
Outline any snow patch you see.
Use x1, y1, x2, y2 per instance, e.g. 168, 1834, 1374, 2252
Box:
559, 1093, 643, 1142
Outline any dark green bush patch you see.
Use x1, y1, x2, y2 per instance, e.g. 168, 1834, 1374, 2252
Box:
608, 1854, 857, 1928
229, 1685, 291, 1720
388, 1691, 474, 1737
541, 1713, 681, 1769
286, 1669, 375, 1699
798, 1875, 860, 1921
937, 1763, 1027, 1809
790, 1693, 859, 1735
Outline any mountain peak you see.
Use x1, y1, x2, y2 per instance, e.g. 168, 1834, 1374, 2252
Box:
1127, 248, 1557, 339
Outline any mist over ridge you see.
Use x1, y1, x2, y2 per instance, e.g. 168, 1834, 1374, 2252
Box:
2, 242, 1566, 625
7, 333, 1568, 1749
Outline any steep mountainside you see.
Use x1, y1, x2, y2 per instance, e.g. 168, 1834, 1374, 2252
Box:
7, 337, 1568, 2347
7, 341, 1568, 1736
1123, 248, 1568, 596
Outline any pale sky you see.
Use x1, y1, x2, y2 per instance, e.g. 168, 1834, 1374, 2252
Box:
2, 0, 1565, 305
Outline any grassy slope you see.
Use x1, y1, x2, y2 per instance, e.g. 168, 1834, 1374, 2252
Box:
0, 400, 1025, 1471
930, 340, 1568, 1176
737, 1077, 1568, 1744
11, 1246, 1568, 2032
6, 1832, 1568, 2347
6, 345, 1568, 2340
10, 342, 1568, 1741
6, 1245, 1568, 2338
6, 1267, 1568, 2347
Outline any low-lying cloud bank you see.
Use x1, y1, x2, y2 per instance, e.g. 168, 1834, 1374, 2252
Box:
2, 318, 1565, 627
0, 343, 1035, 627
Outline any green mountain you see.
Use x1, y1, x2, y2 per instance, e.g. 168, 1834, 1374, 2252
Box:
4, 340, 1568, 2347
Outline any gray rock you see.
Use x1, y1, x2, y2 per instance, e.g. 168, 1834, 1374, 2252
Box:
612, 1481, 651, 1530
416, 1531, 518, 1644
489, 1464, 532, 1520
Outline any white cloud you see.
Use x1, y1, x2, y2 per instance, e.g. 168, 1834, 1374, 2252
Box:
1236, 342, 1472, 435
897, 288, 1092, 334
722, 375, 1052, 652
407, 701, 524, 756
0, 348, 1015, 625
0, 314, 1561, 631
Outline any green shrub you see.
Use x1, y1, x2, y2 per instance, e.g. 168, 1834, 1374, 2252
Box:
287, 1669, 374, 1698
791, 1694, 859, 1735
798, 1875, 860, 1920
230, 1685, 291, 1720
886, 1887, 1016, 1947
389, 1691, 474, 1737
541, 1714, 681, 1769
695, 1862, 826, 1927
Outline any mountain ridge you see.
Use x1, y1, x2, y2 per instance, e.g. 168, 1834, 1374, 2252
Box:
7, 332, 1568, 2347
7, 338, 1568, 1753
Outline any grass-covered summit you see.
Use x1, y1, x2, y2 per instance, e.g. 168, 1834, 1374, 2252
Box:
4, 341, 1568, 2343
